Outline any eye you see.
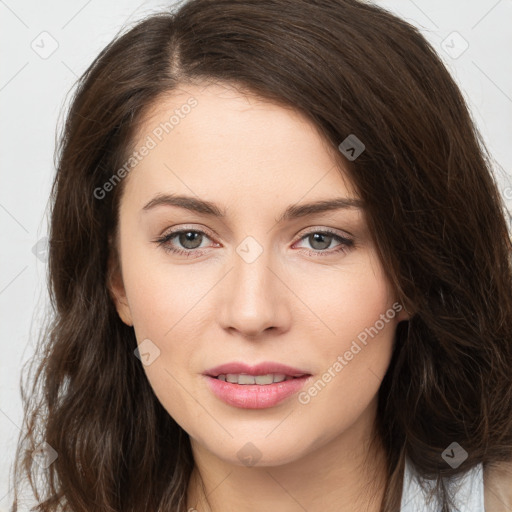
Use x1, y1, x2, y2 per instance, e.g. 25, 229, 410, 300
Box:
154, 227, 215, 257
292, 229, 354, 257
153, 226, 354, 258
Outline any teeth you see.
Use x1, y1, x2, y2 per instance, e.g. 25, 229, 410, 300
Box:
218, 373, 292, 385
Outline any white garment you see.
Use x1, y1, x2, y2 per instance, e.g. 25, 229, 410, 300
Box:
400, 456, 485, 512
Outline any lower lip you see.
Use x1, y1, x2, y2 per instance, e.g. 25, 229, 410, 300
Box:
204, 375, 312, 409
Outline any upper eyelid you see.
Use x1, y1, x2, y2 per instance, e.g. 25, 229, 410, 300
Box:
159, 223, 351, 234
158, 224, 217, 240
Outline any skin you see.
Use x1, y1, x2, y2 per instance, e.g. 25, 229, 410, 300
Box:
109, 82, 409, 512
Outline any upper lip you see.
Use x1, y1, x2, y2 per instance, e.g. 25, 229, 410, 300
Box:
204, 361, 311, 378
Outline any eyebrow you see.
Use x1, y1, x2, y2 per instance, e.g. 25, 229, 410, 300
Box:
142, 193, 364, 222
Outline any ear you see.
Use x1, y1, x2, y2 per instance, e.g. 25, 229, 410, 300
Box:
107, 242, 133, 327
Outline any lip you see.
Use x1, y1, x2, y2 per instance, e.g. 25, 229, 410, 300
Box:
204, 374, 312, 409
202, 361, 313, 409
203, 361, 310, 378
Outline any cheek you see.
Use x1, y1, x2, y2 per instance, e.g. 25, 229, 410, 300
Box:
117, 239, 201, 388
120, 250, 203, 430
293, 254, 398, 412
121, 243, 204, 338
294, 257, 396, 354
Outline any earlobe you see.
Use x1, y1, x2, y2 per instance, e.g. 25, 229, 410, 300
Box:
395, 300, 413, 323
397, 308, 411, 323
107, 250, 134, 327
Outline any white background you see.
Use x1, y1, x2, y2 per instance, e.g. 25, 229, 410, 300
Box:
1, 0, 511, 509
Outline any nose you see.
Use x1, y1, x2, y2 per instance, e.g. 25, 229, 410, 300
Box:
217, 244, 291, 339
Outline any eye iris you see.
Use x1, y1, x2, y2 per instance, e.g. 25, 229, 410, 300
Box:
309, 233, 332, 250
179, 231, 202, 249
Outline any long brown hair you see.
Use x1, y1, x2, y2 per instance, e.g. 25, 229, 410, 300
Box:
10, 0, 512, 510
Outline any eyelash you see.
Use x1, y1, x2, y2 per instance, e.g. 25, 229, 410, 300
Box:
153, 226, 354, 258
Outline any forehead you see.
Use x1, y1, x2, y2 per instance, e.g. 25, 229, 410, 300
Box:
123, 82, 358, 208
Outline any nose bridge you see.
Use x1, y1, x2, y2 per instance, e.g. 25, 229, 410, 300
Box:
218, 234, 288, 336
235, 235, 274, 294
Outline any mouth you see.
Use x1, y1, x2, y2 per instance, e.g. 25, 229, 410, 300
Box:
202, 362, 313, 409
204, 361, 311, 380
212, 373, 307, 384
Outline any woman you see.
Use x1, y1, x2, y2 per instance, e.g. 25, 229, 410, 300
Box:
11, 0, 512, 510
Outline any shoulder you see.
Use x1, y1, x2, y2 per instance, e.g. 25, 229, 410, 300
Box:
484, 459, 512, 512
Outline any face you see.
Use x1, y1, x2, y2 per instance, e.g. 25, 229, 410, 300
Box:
109, 82, 408, 467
